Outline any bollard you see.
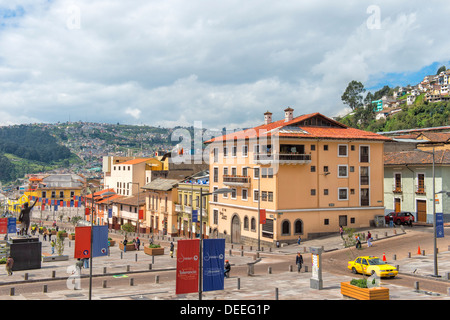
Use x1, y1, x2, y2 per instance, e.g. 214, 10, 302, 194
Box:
103, 267, 107, 274
256, 252, 260, 259
275, 288, 279, 300
448, 287, 450, 297
250, 246, 252, 251
268, 266, 272, 274
127, 265, 130, 272
241, 250, 244, 257
43, 284, 48, 293
414, 281, 419, 291
289, 265, 293, 272
121, 252, 123, 259
385, 232, 388, 237
103, 280, 107, 288
24, 273, 29, 280
393, 254, 396, 260
10, 288, 14, 296
152, 256, 155, 264
155, 275, 160, 284
396, 265, 399, 271
305, 266, 308, 272
135, 253, 138, 262
149, 264, 152, 270
394, 229, 397, 235
446, 272, 450, 281
52, 271, 56, 278
422, 250, 426, 256
408, 252, 411, 258
237, 278, 241, 290
130, 278, 134, 286
229, 249, 232, 256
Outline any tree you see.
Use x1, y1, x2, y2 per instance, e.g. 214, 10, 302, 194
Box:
436, 65, 446, 75
341, 80, 365, 111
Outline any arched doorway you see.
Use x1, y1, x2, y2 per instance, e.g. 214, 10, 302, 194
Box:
231, 215, 241, 243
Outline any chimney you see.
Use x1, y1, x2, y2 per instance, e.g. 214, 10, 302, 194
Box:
284, 107, 294, 122
264, 111, 272, 125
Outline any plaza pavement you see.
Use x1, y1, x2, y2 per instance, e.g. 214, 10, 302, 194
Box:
1, 223, 450, 300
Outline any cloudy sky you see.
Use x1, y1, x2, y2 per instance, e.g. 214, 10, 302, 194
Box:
0, 1, 449, 130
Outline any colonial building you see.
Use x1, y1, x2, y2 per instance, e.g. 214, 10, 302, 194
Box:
205, 108, 391, 246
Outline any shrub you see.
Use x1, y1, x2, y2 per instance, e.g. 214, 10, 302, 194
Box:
148, 243, 161, 248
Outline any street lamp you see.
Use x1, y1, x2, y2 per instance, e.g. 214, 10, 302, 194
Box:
244, 166, 261, 251
414, 147, 439, 277
198, 187, 232, 301
127, 182, 141, 236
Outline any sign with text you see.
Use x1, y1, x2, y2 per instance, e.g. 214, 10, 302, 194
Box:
202, 238, 225, 292
436, 212, 445, 238
176, 239, 199, 295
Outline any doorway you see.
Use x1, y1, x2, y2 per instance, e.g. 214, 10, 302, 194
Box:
231, 215, 241, 243
416, 200, 427, 222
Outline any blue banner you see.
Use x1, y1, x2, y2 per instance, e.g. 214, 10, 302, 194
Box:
202, 238, 225, 292
436, 212, 445, 238
7, 218, 16, 234
92, 225, 109, 257
108, 208, 112, 219
192, 210, 198, 223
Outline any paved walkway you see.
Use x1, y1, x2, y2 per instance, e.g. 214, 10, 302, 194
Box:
1, 224, 450, 300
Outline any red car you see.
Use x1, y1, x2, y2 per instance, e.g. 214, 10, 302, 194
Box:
385, 211, 415, 226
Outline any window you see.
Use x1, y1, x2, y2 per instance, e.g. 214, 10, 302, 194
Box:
213, 209, 219, 225
324, 189, 329, 196
213, 167, 218, 183
268, 167, 273, 178
294, 220, 303, 234
324, 145, 328, 151
350, 166, 354, 172
338, 165, 348, 178
324, 219, 329, 225
261, 168, 267, 178
350, 217, 356, 224
311, 189, 316, 196
223, 167, 228, 176
232, 146, 237, 157
268, 191, 273, 202
360, 167, 369, 185
59, 191, 64, 198
361, 188, 369, 206
323, 166, 329, 173
231, 167, 237, 176
223, 147, 228, 158
253, 190, 259, 202
242, 145, 248, 157
242, 189, 248, 201
231, 188, 237, 199
338, 188, 348, 200
350, 189, 355, 195
311, 166, 316, 172
244, 216, 249, 230
251, 218, 256, 231
282, 220, 290, 235
360, 146, 369, 163
338, 145, 348, 157
213, 147, 219, 162
213, 187, 218, 202
242, 167, 248, 177
261, 191, 268, 201
311, 145, 316, 151
254, 167, 260, 179
128, 166, 131, 171
351, 145, 355, 151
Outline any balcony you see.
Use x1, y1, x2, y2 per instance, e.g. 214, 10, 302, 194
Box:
416, 185, 426, 195
184, 206, 192, 215
223, 175, 251, 187
393, 184, 402, 194
175, 204, 182, 212
253, 153, 311, 165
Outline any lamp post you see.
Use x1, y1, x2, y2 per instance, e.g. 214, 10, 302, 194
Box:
198, 187, 232, 300
127, 182, 141, 236
244, 166, 261, 251
414, 147, 438, 277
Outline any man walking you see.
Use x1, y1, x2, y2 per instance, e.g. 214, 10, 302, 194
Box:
5, 256, 13, 276
296, 252, 303, 273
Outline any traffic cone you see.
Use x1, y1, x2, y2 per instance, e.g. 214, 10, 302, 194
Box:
382, 252, 386, 262
417, 246, 421, 255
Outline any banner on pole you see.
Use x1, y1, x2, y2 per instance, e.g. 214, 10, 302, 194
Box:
139, 209, 144, 220
74, 225, 109, 259
0, 218, 7, 234
176, 239, 199, 295
202, 238, 225, 292
437, 212, 445, 238
7, 218, 16, 234
192, 210, 198, 223
260, 209, 266, 224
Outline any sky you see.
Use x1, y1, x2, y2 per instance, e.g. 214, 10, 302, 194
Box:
0, 1, 449, 131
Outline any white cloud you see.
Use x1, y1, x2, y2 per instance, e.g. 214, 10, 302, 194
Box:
0, 1, 449, 128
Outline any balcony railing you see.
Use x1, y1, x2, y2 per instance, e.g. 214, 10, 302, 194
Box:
223, 175, 251, 187
253, 153, 311, 165
175, 204, 182, 212
416, 185, 426, 194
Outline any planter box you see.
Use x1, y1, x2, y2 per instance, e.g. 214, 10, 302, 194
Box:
144, 246, 165, 256
108, 240, 116, 246
68, 234, 76, 240
341, 281, 389, 300
119, 242, 136, 251
57, 233, 68, 238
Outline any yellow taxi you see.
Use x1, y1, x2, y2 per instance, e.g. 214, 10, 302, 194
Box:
348, 256, 398, 278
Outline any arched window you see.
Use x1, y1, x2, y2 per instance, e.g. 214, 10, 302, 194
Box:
251, 217, 256, 231
294, 219, 303, 235
244, 216, 249, 230
282, 220, 290, 235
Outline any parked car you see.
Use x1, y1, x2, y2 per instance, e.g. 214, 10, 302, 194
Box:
385, 211, 415, 226
348, 256, 398, 278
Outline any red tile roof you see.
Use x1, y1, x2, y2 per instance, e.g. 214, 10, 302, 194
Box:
384, 149, 450, 165
205, 112, 391, 143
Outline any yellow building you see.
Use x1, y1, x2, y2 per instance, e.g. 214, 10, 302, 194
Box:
205, 109, 391, 246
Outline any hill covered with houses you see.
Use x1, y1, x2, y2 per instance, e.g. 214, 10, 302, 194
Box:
337, 66, 450, 133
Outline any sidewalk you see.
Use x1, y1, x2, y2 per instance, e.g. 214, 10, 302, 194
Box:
1, 225, 450, 300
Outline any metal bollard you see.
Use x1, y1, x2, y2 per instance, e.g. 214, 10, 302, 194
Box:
237, 278, 240, 290
155, 275, 160, 284
275, 288, 279, 300
422, 250, 426, 256
289, 265, 293, 272
268, 266, 272, 274
52, 271, 56, 278
103, 280, 107, 288
43, 284, 48, 293
149, 264, 152, 270
414, 281, 420, 291
135, 253, 138, 262
24, 273, 29, 280
10, 288, 14, 296
152, 256, 155, 264
130, 278, 134, 286
408, 252, 411, 258
127, 265, 130, 272
393, 254, 396, 260
121, 252, 123, 259
103, 267, 107, 274
446, 272, 450, 281
305, 266, 308, 272
241, 250, 244, 257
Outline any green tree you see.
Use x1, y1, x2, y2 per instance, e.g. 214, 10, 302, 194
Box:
436, 65, 446, 75
341, 80, 365, 111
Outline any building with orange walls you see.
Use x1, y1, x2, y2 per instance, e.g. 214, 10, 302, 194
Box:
205, 108, 391, 246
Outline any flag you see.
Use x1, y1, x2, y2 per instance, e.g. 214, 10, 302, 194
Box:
0, 218, 7, 234
260, 209, 266, 224
108, 208, 112, 219
74, 226, 108, 259
176, 239, 199, 295
139, 209, 144, 220
85, 208, 90, 215
202, 238, 225, 292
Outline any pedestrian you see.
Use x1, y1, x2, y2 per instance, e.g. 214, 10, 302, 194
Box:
135, 237, 140, 251
297, 236, 301, 245
48, 231, 52, 242
224, 260, 231, 278
123, 237, 128, 253
296, 252, 303, 273
389, 215, 394, 228
367, 231, 373, 247
150, 235, 154, 245
355, 235, 362, 249
83, 258, 89, 269
43, 229, 47, 241
50, 240, 55, 255
170, 242, 174, 258
5, 256, 13, 276
75, 258, 83, 274
339, 226, 344, 239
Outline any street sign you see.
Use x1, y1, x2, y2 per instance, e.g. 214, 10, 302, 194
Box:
436, 212, 445, 238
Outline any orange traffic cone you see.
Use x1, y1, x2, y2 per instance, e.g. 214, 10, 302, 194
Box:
382, 252, 386, 262
417, 246, 421, 255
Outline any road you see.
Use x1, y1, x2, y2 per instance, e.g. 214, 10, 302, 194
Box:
2, 225, 450, 298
